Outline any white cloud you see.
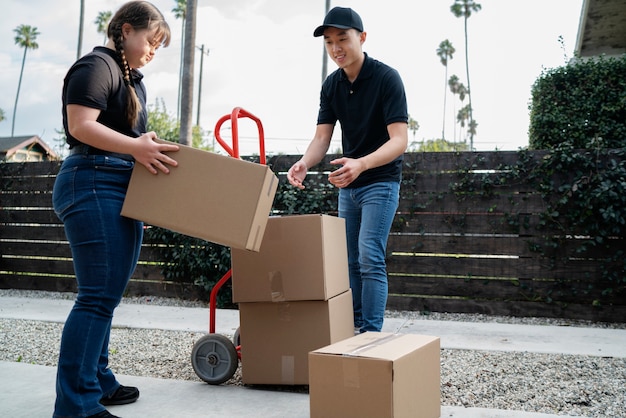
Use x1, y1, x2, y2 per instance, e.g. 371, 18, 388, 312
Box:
0, 0, 584, 153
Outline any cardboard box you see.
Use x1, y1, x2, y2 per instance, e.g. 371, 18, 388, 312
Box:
239, 289, 354, 385
121, 140, 278, 251
309, 332, 441, 418
231, 214, 349, 302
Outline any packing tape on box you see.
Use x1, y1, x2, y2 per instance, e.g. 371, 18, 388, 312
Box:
276, 303, 292, 322
340, 334, 404, 389
343, 333, 404, 357
281, 355, 295, 385
269, 271, 285, 302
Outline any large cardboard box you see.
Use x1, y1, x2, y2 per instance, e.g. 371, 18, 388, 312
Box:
121, 140, 277, 251
231, 214, 349, 302
239, 289, 354, 385
309, 332, 441, 418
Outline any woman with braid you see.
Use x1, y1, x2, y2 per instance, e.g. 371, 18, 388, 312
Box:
52, 2, 178, 417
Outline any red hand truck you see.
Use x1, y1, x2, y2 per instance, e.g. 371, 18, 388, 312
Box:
190, 107, 266, 385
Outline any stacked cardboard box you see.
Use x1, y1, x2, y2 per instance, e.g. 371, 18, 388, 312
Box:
231, 214, 354, 385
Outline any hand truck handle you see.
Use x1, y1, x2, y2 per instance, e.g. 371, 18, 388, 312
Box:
213, 107, 266, 165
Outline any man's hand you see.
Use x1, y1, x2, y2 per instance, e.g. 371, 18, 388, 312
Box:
287, 160, 308, 189
328, 157, 365, 188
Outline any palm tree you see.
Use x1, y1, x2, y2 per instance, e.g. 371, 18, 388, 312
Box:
408, 115, 420, 141
436, 39, 455, 141
451, 0, 481, 150
173, 0, 187, 121
95, 11, 113, 45
77, 0, 84, 59
12, 24, 40, 137
448, 75, 466, 143
457, 104, 471, 142
468, 118, 478, 141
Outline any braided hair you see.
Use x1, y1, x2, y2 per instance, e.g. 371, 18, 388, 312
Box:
107, 1, 171, 128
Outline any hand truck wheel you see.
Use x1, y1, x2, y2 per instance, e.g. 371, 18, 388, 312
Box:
232, 326, 241, 347
191, 334, 238, 385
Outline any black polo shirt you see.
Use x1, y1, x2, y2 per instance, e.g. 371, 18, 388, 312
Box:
62, 46, 147, 148
317, 53, 408, 188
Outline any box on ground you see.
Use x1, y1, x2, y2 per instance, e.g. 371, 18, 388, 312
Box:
309, 332, 441, 418
239, 289, 353, 385
121, 140, 277, 251
231, 214, 349, 302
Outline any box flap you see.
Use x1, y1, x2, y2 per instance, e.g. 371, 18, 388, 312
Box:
312, 332, 440, 362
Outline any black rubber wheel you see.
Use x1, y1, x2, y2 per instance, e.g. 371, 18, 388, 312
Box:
191, 334, 238, 385
232, 327, 241, 347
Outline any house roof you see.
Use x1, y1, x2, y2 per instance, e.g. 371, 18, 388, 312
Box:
576, 0, 626, 57
0, 135, 59, 159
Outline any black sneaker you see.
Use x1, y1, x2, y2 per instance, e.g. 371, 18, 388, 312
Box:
100, 385, 140, 406
87, 411, 121, 418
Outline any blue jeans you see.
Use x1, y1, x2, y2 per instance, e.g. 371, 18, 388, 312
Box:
338, 181, 399, 332
52, 154, 143, 418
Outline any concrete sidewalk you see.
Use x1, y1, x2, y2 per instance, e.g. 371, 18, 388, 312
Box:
3, 296, 623, 417
3, 297, 624, 357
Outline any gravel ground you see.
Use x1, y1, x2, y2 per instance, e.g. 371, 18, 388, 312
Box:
1, 290, 625, 417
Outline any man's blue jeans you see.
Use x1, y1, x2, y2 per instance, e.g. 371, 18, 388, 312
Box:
52, 154, 143, 418
338, 181, 399, 332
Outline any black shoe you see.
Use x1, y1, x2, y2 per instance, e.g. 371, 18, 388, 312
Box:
87, 411, 121, 418
100, 385, 140, 406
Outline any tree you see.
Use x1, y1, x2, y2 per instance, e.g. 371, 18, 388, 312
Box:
94, 11, 112, 45
172, 0, 186, 121
147, 98, 206, 149
12, 24, 40, 137
457, 104, 471, 137
436, 39, 455, 141
0, 108, 5, 123
408, 115, 420, 141
451, 0, 481, 150
448, 74, 467, 143
411, 138, 470, 152
179, 0, 197, 145
406, 115, 421, 150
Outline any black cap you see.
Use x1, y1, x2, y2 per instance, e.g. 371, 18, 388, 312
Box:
313, 7, 363, 37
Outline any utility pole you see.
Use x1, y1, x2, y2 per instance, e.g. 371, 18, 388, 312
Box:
321, 0, 331, 83
77, 0, 84, 60
196, 44, 210, 127
179, 0, 197, 145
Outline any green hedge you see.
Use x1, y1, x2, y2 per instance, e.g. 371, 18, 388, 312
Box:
529, 54, 626, 149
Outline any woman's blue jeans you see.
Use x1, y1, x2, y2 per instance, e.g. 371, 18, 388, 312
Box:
338, 181, 399, 332
52, 154, 143, 418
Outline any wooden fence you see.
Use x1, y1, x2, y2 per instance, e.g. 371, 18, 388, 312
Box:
1, 151, 624, 322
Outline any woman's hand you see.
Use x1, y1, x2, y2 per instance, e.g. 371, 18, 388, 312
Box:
133, 132, 179, 175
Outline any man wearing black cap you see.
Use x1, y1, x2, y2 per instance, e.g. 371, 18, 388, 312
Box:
287, 7, 408, 333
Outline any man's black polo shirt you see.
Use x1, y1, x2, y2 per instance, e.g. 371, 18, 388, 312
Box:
317, 53, 408, 188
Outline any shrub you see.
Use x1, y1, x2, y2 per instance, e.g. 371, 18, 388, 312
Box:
528, 54, 626, 150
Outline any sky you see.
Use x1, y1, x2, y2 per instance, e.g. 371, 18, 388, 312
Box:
0, 0, 584, 157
